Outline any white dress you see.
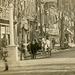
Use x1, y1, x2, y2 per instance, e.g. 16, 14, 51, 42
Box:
45, 40, 50, 52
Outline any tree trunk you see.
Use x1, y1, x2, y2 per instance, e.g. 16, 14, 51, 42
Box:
74, 22, 75, 44
60, 12, 65, 49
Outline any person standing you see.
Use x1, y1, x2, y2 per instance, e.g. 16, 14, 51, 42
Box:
18, 42, 26, 60
2, 47, 8, 71
42, 38, 46, 58
46, 38, 51, 57
38, 38, 42, 50
27, 40, 31, 54
2, 35, 7, 48
21, 43, 26, 60
31, 39, 38, 59
52, 38, 56, 49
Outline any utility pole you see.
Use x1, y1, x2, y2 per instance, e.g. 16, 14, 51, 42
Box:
60, 12, 65, 48
39, 0, 43, 36
57, 0, 65, 48
74, 20, 75, 43
0, 25, 1, 48
74, 4, 75, 44
35, 0, 39, 33
45, 24, 46, 36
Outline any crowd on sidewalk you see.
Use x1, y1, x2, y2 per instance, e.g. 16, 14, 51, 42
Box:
18, 37, 57, 60
0, 36, 74, 72
17, 35, 75, 60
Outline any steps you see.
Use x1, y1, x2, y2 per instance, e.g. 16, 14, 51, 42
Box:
1, 58, 75, 72
1, 62, 75, 73
10, 64, 75, 71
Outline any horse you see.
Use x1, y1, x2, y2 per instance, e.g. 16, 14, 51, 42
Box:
41, 38, 51, 58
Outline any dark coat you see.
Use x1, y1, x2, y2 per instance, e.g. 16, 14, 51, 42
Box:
52, 39, 56, 45
18, 44, 25, 53
27, 43, 31, 54
27, 42, 40, 54
31, 42, 38, 54
38, 41, 42, 49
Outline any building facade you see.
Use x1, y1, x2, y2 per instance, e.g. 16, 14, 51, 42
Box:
17, 0, 36, 44
0, 0, 37, 47
36, 0, 75, 46
0, 0, 10, 48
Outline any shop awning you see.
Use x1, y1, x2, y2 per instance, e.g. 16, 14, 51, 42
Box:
0, 19, 17, 26
0, 19, 9, 25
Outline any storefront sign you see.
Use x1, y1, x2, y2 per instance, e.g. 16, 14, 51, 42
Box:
0, 19, 9, 24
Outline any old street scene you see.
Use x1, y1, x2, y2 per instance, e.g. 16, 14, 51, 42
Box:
1, 0, 75, 75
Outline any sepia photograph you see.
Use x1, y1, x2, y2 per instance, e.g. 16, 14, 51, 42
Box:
0, 0, 75, 75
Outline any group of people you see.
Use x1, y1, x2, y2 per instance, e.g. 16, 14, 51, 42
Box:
18, 37, 56, 60
27, 39, 41, 59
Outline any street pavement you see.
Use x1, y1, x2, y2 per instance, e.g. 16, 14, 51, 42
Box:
51, 48, 75, 58
17, 43, 75, 60
0, 65, 75, 75
1, 58, 75, 75
0, 71, 75, 75
0, 47, 75, 75
23, 47, 75, 60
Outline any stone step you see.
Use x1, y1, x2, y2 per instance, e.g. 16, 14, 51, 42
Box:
1, 58, 75, 72
1, 63, 75, 72
1, 58, 75, 67
9, 64, 75, 71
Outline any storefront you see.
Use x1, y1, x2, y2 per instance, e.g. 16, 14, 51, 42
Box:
0, 19, 10, 48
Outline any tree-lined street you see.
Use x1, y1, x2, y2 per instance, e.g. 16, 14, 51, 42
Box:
1, 0, 75, 75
